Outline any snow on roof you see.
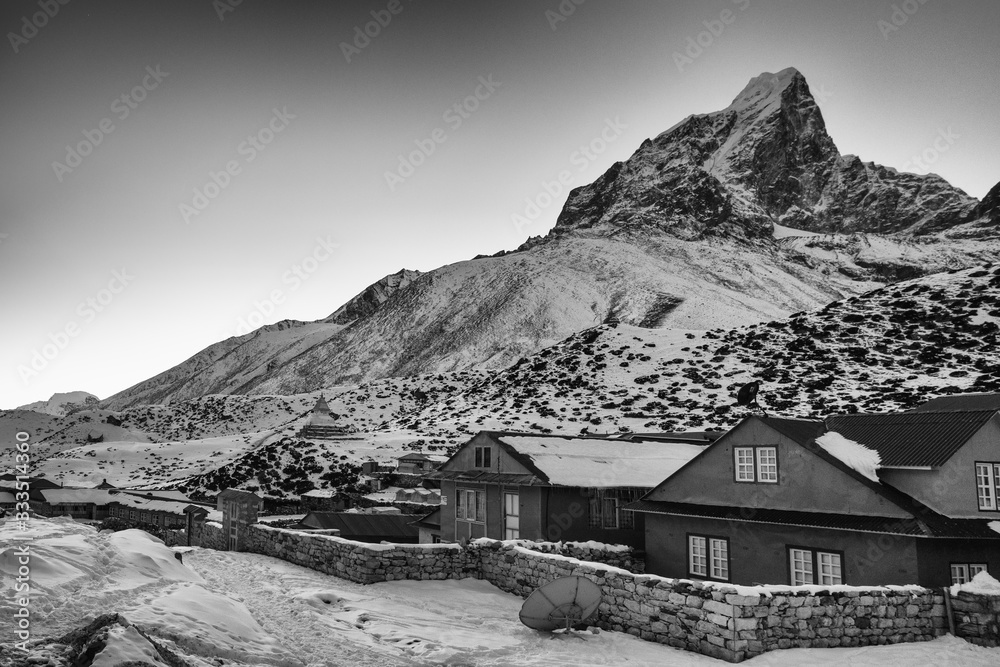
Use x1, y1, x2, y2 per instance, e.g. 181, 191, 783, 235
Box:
39, 489, 120, 504
122, 489, 193, 502
815, 432, 882, 483
497, 435, 707, 488
951, 570, 1000, 597
112, 495, 217, 520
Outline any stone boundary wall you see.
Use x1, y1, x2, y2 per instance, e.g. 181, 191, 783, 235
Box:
244, 524, 474, 584
504, 539, 644, 573
161, 521, 225, 550
471, 541, 944, 662
951, 591, 1000, 646
190, 524, 999, 662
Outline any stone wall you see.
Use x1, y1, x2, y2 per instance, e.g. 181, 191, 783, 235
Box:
951, 591, 1000, 647
244, 524, 474, 584
219, 523, 998, 663
161, 521, 225, 550
504, 539, 643, 573
471, 541, 944, 662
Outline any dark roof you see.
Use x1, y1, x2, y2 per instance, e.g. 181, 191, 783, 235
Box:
428, 470, 545, 486
297, 512, 420, 540
217, 489, 263, 502
757, 416, 827, 445
615, 431, 725, 444
411, 507, 441, 530
825, 410, 998, 467
911, 393, 1000, 413
626, 500, 1000, 539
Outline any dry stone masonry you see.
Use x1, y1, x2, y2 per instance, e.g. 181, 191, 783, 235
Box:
180, 519, 999, 662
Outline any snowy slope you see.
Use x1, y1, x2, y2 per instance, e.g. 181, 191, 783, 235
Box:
391, 263, 1000, 437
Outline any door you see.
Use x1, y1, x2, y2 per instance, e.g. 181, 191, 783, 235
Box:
504, 492, 519, 540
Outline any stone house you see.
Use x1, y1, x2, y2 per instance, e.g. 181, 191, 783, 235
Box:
427, 431, 707, 547
628, 411, 1000, 589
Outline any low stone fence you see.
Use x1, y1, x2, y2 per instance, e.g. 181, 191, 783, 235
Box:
161, 521, 225, 550
244, 524, 474, 584
472, 541, 943, 662
190, 522, 999, 662
505, 539, 644, 573
951, 590, 1000, 647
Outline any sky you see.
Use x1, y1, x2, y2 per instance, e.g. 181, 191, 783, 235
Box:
1, 0, 998, 409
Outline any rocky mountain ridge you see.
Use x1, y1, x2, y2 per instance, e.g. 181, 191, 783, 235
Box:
101, 68, 1000, 410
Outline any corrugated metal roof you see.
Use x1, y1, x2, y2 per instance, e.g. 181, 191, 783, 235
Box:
825, 410, 997, 467
427, 470, 545, 485
911, 393, 1000, 412
625, 500, 1000, 539
298, 512, 421, 539
758, 417, 827, 446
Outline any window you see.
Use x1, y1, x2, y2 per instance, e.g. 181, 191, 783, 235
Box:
588, 489, 642, 529
951, 563, 988, 584
734, 446, 778, 483
688, 535, 729, 581
474, 446, 492, 469
456, 488, 486, 523
788, 547, 843, 585
976, 463, 1000, 510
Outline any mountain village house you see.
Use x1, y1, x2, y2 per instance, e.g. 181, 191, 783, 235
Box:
628, 405, 1000, 589
428, 431, 708, 547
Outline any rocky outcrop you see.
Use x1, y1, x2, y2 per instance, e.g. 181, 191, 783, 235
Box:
551, 68, 978, 239
325, 268, 421, 324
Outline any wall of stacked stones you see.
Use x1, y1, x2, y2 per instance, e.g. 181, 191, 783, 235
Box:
243, 524, 474, 584
209, 524, 997, 662
952, 591, 1000, 646
160, 521, 225, 550
470, 541, 948, 662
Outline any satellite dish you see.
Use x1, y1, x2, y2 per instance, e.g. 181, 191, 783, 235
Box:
519, 576, 602, 637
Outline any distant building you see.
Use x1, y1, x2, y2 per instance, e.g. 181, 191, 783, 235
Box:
297, 396, 353, 440
31, 488, 119, 520
428, 431, 708, 547
107, 495, 218, 529
412, 508, 443, 543
300, 488, 351, 512
396, 453, 448, 475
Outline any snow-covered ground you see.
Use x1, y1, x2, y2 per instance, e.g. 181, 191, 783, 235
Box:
3, 517, 1000, 666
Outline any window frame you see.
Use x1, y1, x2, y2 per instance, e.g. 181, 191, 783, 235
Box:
587, 488, 641, 530
733, 445, 779, 484
474, 446, 493, 469
975, 462, 1000, 511
951, 562, 988, 585
687, 533, 731, 582
456, 487, 486, 524
786, 545, 845, 586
